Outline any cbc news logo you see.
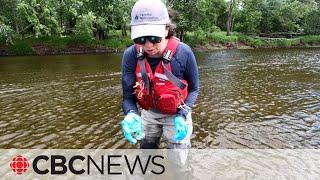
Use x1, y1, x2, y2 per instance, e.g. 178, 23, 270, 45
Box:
10, 155, 30, 175
8, 153, 165, 176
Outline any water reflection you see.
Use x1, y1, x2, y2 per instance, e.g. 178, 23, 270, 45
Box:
0, 48, 319, 149
194, 48, 320, 148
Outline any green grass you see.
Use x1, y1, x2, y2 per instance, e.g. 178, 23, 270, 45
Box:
273, 39, 301, 48
259, 38, 303, 48
185, 31, 238, 47
208, 32, 238, 44
237, 34, 320, 48
300, 35, 320, 45
238, 35, 264, 48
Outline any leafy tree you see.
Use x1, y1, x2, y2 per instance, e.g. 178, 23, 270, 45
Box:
0, 0, 320, 44
170, 0, 226, 40
0, 16, 14, 44
226, 0, 245, 36
277, 0, 317, 32
235, 0, 317, 34
170, 0, 198, 40
302, 0, 320, 34
75, 11, 96, 37
16, 0, 62, 37
58, 0, 84, 34
0, 0, 24, 38
235, 0, 263, 34
110, 0, 135, 38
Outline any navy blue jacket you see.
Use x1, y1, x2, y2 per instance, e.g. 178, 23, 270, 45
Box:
121, 42, 200, 118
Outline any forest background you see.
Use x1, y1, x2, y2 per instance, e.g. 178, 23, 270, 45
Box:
1, 0, 320, 55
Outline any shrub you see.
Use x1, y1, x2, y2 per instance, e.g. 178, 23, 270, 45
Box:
208, 32, 238, 44
8, 40, 35, 55
103, 37, 132, 50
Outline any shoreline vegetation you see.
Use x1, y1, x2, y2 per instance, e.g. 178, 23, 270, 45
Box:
1, 0, 320, 56
1, 31, 320, 56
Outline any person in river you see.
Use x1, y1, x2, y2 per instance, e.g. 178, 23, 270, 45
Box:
120, 0, 200, 151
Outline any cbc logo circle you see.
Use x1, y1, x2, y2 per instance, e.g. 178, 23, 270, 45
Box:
10, 155, 29, 175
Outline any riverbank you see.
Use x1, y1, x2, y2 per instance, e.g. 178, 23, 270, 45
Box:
0, 34, 132, 56
1, 32, 320, 56
188, 32, 320, 51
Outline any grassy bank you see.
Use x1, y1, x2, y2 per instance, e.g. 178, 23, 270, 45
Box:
185, 31, 320, 50
1, 31, 320, 56
0, 31, 133, 56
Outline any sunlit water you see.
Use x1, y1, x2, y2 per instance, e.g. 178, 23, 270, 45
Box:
0, 48, 319, 149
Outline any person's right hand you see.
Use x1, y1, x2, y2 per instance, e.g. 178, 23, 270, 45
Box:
121, 113, 144, 144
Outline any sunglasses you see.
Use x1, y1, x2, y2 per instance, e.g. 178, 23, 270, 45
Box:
133, 36, 162, 45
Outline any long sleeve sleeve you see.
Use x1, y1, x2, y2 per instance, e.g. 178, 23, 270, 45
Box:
121, 46, 139, 115
177, 45, 200, 118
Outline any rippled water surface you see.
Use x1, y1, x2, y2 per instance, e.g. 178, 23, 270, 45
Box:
0, 48, 319, 149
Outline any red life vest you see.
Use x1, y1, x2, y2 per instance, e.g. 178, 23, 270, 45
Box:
134, 37, 188, 114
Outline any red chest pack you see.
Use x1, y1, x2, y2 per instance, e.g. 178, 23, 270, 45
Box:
134, 37, 188, 114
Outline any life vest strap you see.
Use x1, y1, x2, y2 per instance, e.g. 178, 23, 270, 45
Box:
162, 61, 186, 90
136, 46, 150, 95
135, 37, 186, 91
162, 37, 186, 90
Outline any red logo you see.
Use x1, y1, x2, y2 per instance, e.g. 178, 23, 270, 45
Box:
10, 155, 29, 175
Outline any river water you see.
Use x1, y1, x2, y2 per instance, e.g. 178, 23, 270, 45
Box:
0, 48, 319, 149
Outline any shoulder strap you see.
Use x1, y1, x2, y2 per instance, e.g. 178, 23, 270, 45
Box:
162, 37, 187, 90
135, 45, 150, 95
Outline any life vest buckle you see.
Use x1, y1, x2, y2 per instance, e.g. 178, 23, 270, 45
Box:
163, 49, 172, 62
137, 47, 144, 60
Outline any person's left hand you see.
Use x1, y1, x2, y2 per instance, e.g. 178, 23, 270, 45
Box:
173, 116, 188, 141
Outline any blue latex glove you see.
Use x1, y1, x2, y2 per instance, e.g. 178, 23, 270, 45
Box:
121, 113, 144, 144
173, 116, 188, 141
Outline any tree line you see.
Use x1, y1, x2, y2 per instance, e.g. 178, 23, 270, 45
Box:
0, 0, 320, 43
